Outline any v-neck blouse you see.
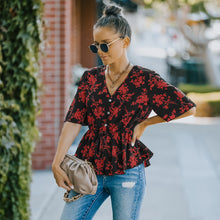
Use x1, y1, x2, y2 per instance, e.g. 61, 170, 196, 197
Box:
64, 65, 196, 175
104, 65, 135, 97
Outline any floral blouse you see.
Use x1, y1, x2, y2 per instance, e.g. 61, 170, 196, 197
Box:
64, 65, 196, 175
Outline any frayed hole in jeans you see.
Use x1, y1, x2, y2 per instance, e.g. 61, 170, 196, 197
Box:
122, 182, 136, 188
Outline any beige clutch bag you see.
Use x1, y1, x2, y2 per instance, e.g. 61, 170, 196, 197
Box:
60, 154, 98, 202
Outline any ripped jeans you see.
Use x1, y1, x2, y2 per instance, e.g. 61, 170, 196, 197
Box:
60, 163, 146, 220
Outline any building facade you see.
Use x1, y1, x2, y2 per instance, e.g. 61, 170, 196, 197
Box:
32, 0, 97, 169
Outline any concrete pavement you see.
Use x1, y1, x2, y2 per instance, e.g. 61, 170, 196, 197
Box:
30, 116, 220, 220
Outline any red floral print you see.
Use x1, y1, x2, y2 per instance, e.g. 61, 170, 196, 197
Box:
64, 65, 196, 175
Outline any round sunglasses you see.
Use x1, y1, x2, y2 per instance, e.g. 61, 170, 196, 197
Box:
89, 37, 122, 53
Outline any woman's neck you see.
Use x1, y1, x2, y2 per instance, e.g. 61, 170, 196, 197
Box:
107, 57, 131, 76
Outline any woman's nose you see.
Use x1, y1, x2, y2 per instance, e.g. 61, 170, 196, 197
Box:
97, 45, 102, 53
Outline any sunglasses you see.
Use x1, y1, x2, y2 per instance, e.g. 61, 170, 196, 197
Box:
89, 37, 122, 53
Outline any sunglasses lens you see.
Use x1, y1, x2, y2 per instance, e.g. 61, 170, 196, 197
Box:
100, 44, 108, 52
89, 45, 98, 53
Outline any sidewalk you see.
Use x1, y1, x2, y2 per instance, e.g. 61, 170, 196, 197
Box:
30, 116, 220, 220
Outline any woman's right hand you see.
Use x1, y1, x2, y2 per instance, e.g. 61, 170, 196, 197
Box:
51, 122, 81, 191
52, 165, 74, 191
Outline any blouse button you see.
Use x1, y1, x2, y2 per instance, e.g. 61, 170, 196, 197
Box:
104, 123, 108, 127
107, 111, 110, 115
109, 99, 112, 102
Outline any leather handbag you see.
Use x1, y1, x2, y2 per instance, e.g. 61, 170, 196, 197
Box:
60, 154, 98, 202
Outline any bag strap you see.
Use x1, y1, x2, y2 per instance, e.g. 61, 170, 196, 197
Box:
63, 190, 84, 203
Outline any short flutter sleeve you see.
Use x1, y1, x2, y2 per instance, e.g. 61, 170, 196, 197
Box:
147, 72, 196, 122
64, 71, 88, 125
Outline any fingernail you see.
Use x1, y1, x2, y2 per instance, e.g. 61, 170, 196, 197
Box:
71, 185, 74, 189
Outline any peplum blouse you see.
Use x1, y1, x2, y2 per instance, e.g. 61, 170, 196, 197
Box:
64, 65, 196, 175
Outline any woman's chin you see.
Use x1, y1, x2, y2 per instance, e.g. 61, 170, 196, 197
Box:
102, 60, 109, 65
100, 57, 111, 64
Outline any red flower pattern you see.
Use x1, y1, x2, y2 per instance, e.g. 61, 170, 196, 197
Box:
64, 65, 196, 175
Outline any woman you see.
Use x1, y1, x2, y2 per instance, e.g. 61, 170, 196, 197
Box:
52, 4, 196, 220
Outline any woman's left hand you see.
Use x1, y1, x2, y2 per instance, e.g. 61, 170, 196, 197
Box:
131, 123, 146, 146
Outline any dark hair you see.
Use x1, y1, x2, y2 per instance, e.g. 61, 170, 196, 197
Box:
94, 4, 132, 40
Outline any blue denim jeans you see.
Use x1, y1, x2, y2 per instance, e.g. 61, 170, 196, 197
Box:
60, 163, 146, 220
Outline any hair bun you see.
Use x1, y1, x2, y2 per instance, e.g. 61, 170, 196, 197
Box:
103, 5, 122, 17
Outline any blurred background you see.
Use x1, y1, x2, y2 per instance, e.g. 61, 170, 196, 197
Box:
33, 0, 220, 170
1, 0, 220, 220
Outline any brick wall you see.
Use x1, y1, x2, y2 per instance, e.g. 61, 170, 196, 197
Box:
32, 0, 96, 169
